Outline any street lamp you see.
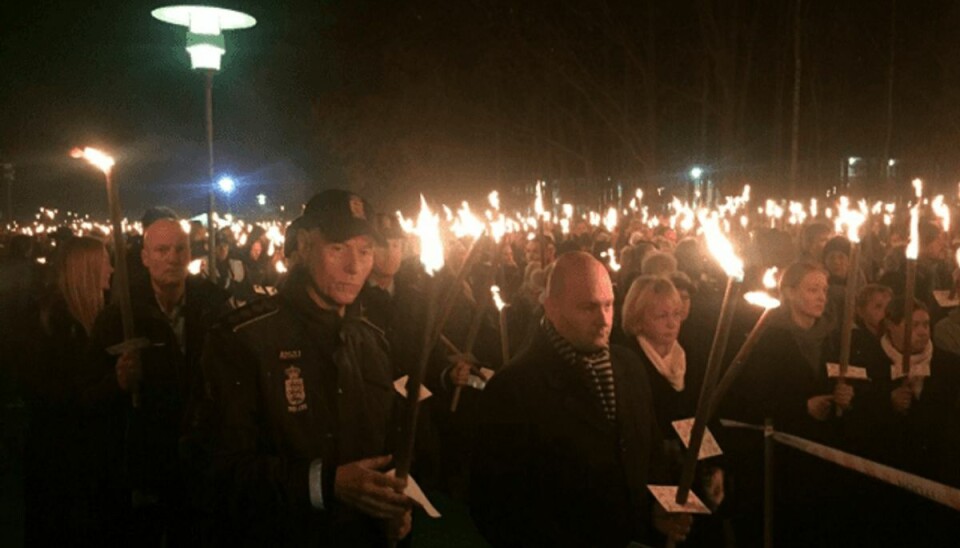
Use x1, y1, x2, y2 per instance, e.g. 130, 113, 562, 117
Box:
690, 166, 704, 205
218, 176, 236, 215
217, 176, 236, 194
152, 5, 256, 283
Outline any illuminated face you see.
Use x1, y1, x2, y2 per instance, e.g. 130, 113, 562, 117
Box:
500, 244, 514, 264
887, 309, 932, 353
525, 240, 541, 264
824, 250, 849, 279
787, 271, 828, 324
858, 292, 891, 334
639, 296, 683, 351
543, 242, 557, 264
303, 231, 374, 310
373, 238, 403, 278
249, 240, 263, 261
545, 263, 614, 352
807, 232, 831, 261
142, 219, 191, 289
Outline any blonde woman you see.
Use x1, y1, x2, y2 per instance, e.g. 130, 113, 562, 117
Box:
621, 275, 692, 434
734, 261, 852, 432
725, 261, 853, 547
22, 236, 113, 544
620, 275, 724, 545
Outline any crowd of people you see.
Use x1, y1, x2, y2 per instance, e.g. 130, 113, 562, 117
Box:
1, 187, 959, 547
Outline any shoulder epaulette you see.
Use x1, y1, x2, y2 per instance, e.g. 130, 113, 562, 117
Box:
218, 297, 280, 333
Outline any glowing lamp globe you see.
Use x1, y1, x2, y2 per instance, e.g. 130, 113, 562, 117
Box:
152, 5, 257, 71
217, 176, 236, 194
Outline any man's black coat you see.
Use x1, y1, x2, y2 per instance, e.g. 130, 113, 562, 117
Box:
471, 323, 666, 547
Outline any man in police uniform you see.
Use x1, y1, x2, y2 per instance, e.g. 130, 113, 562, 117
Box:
201, 189, 412, 546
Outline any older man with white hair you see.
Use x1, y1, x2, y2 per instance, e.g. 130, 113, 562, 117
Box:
89, 212, 231, 544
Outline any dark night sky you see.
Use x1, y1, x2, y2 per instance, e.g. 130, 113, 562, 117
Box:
3, 1, 960, 220
0, 0, 333, 219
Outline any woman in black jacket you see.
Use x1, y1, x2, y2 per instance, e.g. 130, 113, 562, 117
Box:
855, 297, 960, 477
18, 236, 122, 545
619, 274, 724, 547
847, 297, 960, 547
723, 261, 854, 547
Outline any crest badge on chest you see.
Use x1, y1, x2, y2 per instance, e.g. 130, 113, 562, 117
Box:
285, 365, 308, 413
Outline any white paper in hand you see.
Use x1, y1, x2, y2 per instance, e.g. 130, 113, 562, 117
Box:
465, 367, 496, 390
826, 363, 870, 380
647, 485, 711, 514
393, 375, 432, 401
386, 470, 441, 518
672, 418, 723, 460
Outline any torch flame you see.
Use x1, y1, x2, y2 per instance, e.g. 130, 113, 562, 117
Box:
763, 267, 779, 290
489, 214, 506, 244
416, 195, 445, 276
534, 181, 545, 217
603, 207, 618, 233
491, 285, 506, 311
71, 147, 115, 174
452, 201, 485, 240
698, 213, 744, 281
605, 247, 621, 272
488, 190, 500, 211
932, 195, 950, 234
906, 204, 920, 260
744, 291, 781, 309
840, 209, 865, 243
188, 258, 203, 276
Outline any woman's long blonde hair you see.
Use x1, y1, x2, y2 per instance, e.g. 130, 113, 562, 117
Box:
58, 236, 109, 334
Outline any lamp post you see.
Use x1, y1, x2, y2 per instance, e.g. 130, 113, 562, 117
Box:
690, 166, 704, 206
151, 5, 256, 284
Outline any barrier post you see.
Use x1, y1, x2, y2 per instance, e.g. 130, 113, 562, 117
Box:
764, 418, 774, 548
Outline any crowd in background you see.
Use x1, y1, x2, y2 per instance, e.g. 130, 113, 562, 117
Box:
1, 192, 959, 547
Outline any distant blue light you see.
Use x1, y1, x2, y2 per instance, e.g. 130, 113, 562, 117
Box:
217, 177, 236, 194
690, 166, 704, 180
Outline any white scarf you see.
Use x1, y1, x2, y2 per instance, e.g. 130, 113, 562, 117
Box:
638, 336, 687, 392
880, 335, 933, 398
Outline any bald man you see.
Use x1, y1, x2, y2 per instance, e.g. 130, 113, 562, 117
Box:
471, 252, 691, 546
88, 216, 230, 545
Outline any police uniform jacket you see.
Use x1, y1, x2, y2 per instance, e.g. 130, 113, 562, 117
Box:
202, 272, 402, 546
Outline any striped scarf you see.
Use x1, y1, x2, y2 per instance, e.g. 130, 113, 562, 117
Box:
543, 318, 616, 421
